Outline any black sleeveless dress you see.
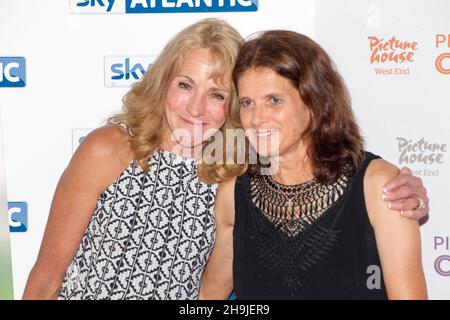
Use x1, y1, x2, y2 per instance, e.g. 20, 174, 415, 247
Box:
233, 152, 388, 299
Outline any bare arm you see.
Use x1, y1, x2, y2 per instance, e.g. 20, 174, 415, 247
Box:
199, 177, 236, 300
365, 159, 427, 299
22, 125, 132, 299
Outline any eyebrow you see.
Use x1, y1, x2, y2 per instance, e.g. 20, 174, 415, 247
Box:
238, 92, 284, 101
211, 87, 229, 93
177, 75, 195, 83
263, 92, 284, 99
177, 75, 230, 92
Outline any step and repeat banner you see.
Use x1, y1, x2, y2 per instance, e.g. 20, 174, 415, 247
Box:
0, 114, 14, 300
316, 0, 450, 299
0, 0, 449, 299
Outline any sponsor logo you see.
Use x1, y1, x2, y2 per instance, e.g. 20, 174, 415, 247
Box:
104, 56, 154, 87
0, 57, 26, 87
70, 0, 125, 13
368, 36, 418, 76
434, 236, 450, 277
435, 34, 450, 75
396, 137, 447, 177
70, 0, 258, 14
8, 202, 28, 232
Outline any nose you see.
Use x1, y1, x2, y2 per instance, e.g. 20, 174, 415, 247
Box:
250, 104, 269, 128
186, 91, 207, 118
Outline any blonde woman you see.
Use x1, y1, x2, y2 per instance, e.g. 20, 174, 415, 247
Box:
23, 18, 243, 300
23, 20, 428, 300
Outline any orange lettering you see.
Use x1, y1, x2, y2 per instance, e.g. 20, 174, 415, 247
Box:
436, 53, 450, 74
436, 34, 448, 48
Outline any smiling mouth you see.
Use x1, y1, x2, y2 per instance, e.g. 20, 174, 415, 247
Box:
179, 116, 207, 126
253, 129, 278, 138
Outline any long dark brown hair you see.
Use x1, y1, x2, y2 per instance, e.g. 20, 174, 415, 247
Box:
232, 30, 364, 184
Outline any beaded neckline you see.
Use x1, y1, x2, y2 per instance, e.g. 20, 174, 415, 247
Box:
250, 173, 348, 237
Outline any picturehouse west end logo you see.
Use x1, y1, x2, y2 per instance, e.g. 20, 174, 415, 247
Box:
368, 36, 418, 76
396, 137, 447, 177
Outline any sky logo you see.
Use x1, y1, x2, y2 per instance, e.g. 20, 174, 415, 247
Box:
70, 0, 258, 14
8, 202, 28, 233
104, 56, 154, 87
0, 57, 26, 88
70, 0, 125, 14
72, 128, 94, 153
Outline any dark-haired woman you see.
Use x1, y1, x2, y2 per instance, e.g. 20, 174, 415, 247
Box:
200, 30, 427, 299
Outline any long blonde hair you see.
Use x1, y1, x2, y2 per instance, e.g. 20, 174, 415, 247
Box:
109, 18, 247, 184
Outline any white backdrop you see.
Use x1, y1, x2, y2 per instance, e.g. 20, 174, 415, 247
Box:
0, 0, 448, 299
316, 0, 450, 299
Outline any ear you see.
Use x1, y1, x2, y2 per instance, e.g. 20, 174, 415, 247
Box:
305, 104, 314, 128
307, 106, 313, 122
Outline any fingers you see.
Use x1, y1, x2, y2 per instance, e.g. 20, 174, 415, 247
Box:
415, 183, 428, 197
383, 173, 423, 192
386, 193, 430, 220
382, 185, 425, 201
387, 198, 419, 211
399, 166, 412, 175
399, 208, 428, 220
381, 166, 430, 220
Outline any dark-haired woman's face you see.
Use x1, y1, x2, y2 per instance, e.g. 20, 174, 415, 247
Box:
238, 67, 310, 158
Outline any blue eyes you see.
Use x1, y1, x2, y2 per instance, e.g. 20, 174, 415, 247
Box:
178, 82, 226, 101
239, 97, 283, 107
271, 96, 283, 105
240, 99, 253, 107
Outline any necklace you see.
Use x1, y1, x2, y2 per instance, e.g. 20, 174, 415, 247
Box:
250, 173, 348, 237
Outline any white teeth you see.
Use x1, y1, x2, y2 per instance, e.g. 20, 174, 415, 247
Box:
254, 130, 275, 137
256, 132, 271, 137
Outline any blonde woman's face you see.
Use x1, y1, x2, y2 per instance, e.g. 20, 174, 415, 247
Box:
164, 48, 230, 149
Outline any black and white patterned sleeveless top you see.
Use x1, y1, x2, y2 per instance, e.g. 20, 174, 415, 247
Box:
58, 147, 217, 300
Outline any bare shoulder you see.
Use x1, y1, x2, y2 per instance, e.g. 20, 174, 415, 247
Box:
364, 158, 409, 228
66, 125, 133, 190
215, 176, 237, 226
365, 158, 399, 186
78, 125, 133, 167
